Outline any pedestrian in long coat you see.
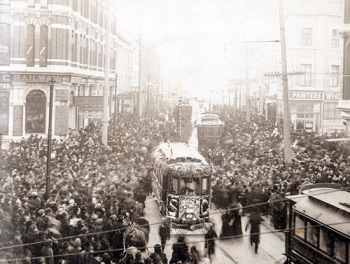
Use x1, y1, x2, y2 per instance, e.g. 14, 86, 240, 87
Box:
245, 209, 264, 254
205, 223, 217, 261
159, 221, 170, 252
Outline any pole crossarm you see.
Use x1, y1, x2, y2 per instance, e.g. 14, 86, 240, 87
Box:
264, 71, 304, 81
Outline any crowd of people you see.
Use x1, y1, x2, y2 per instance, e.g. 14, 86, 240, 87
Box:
0, 109, 178, 264
211, 109, 350, 237
1, 105, 350, 263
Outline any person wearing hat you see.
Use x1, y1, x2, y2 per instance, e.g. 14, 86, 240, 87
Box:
170, 236, 189, 264
158, 219, 170, 252
154, 244, 168, 264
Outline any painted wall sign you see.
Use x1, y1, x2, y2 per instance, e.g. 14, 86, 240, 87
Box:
324, 92, 341, 101
289, 91, 323, 100
0, 91, 9, 135
13, 106, 23, 136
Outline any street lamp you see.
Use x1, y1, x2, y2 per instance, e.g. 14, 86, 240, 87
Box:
46, 77, 55, 200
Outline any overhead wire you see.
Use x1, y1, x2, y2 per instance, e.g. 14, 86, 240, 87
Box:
0, 187, 347, 252
1, 216, 350, 263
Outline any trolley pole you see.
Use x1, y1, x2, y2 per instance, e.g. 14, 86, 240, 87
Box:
46, 77, 55, 200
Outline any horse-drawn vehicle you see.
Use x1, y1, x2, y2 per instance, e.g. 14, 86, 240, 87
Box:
152, 142, 212, 232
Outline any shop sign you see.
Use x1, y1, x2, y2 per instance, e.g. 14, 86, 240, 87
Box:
70, 76, 82, 84
0, 83, 10, 89
322, 119, 346, 134
55, 90, 70, 102
74, 96, 104, 109
289, 91, 323, 100
0, 73, 11, 82
324, 92, 341, 101
12, 74, 69, 83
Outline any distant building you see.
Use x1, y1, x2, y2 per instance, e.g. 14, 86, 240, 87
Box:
265, 0, 345, 134
0, 0, 137, 146
337, 0, 350, 129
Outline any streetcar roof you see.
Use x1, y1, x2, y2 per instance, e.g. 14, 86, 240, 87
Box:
287, 188, 350, 236
324, 138, 350, 142
154, 142, 208, 164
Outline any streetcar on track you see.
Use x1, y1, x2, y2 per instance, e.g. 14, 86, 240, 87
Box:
196, 113, 224, 151
284, 185, 350, 264
174, 99, 193, 143
152, 142, 212, 233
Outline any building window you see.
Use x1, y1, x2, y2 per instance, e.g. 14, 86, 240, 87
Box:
26, 24, 35, 67
40, 0, 47, 8
25, 90, 46, 134
331, 65, 340, 87
324, 103, 341, 119
39, 25, 48, 67
301, 28, 312, 47
0, 0, 10, 5
300, 64, 312, 86
0, 23, 10, 65
332, 29, 339, 48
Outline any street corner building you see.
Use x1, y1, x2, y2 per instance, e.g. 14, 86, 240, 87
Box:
0, 0, 140, 148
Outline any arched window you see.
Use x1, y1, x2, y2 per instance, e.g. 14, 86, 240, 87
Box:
27, 24, 35, 66
26, 90, 46, 133
0, 23, 10, 65
40, 25, 48, 67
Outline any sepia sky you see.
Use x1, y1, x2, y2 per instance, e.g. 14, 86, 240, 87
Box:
113, 0, 280, 102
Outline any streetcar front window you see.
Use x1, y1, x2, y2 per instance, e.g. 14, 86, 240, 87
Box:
171, 178, 179, 194
202, 178, 209, 195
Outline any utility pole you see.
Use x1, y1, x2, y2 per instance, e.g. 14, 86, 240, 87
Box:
279, 0, 291, 167
245, 44, 250, 122
235, 82, 238, 110
228, 83, 231, 107
102, 2, 111, 146
264, 0, 303, 168
113, 74, 118, 136
147, 75, 150, 112
138, 34, 142, 117
160, 78, 163, 109
46, 77, 55, 200
239, 78, 242, 110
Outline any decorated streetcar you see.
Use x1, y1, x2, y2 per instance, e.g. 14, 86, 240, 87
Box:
152, 142, 212, 231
